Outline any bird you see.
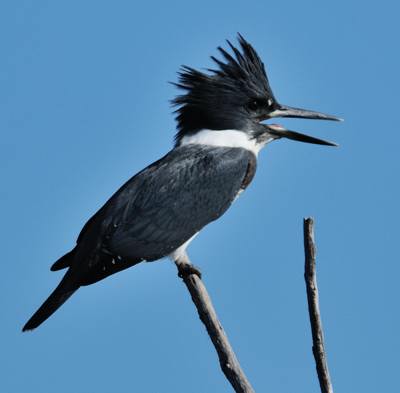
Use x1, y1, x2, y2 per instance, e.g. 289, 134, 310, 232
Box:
23, 34, 341, 331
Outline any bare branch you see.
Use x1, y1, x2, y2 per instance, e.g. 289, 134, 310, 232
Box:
176, 263, 255, 393
303, 217, 334, 393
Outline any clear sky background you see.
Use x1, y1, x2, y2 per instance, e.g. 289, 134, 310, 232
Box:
1, 1, 399, 392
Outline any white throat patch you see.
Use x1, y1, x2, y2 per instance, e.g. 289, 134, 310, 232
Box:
179, 129, 267, 156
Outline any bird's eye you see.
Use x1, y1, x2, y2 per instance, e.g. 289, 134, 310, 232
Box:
247, 99, 262, 111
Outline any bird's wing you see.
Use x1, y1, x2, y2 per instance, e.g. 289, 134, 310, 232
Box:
102, 144, 256, 261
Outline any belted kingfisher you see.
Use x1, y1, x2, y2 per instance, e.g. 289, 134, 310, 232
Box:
23, 34, 341, 331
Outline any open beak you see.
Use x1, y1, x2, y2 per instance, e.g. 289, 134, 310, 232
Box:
266, 124, 338, 147
262, 103, 342, 146
268, 104, 343, 122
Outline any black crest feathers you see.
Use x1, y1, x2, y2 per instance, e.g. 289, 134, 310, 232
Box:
172, 34, 275, 142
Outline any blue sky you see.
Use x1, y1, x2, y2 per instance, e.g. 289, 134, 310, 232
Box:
1, 1, 399, 392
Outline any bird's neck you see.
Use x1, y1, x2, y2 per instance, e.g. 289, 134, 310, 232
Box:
177, 129, 271, 156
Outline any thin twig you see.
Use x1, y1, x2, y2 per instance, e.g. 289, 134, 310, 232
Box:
303, 218, 334, 393
176, 263, 255, 393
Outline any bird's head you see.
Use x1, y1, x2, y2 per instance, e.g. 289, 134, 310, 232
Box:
173, 34, 341, 148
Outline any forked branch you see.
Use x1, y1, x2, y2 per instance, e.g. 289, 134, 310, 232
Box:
174, 217, 334, 393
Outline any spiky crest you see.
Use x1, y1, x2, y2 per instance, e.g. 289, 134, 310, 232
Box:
172, 34, 275, 143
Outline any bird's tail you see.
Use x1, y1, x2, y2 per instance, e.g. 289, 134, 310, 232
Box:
22, 272, 79, 332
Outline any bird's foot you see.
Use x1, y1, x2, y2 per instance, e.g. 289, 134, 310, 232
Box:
177, 263, 202, 279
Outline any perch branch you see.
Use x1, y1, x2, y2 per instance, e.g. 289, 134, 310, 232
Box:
303, 218, 334, 393
176, 262, 255, 393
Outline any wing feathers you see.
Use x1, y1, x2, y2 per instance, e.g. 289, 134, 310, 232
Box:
107, 145, 255, 260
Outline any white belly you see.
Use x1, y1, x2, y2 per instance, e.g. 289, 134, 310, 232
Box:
169, 232, 198, 261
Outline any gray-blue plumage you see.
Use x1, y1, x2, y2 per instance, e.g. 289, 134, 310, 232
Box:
107, 145, 255, 262
70, 144, 255, 286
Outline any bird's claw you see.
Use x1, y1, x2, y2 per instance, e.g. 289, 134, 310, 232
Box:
177, 263, 202, 279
